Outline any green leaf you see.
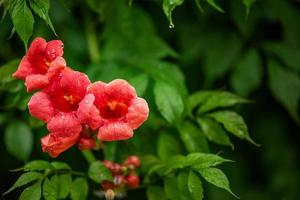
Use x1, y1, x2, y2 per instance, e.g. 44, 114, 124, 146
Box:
242, 0, 255, 15
198, 91, 249, 114
154, 80, 184, 123
206, 0, 224, 12
70, 178, 88, 200
0, 59, 20, 91
177, 172, 194, 200
198, 167, 238, 198
197, 118, 233, 148
24, 160, 53, 171
57, 174, 72, 199
51, 161, 71, 170
188, 171, 203, 200
43, 177, 58, 200
4, 172, 43, 195
186, 153, 232, 168
162, 0, 184, 28
164, 176, 181, 200
207, 111, 258, 145
264, 42, 300, 72
11, 0, 34, 48
158, 133, 181, 161
129, 74, 149, 96
28, 0, 56, 35
187, 91, 214, 116
147, 186, 167, 200
41, 175, 71, 199
19, 180, 42, 200
88, 161, 113, 183
203, 32, 241, 85
230, 50, 262, 96
268, 60, 300, 124
177, 121, 209, 153
163, 155, 187, 175
4, 121, 33, 162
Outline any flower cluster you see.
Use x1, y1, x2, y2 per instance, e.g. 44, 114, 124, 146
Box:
101, 156, 141, 191
13, 37, 149, 158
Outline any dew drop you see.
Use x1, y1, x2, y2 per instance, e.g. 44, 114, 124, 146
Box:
169, 23, 175, 29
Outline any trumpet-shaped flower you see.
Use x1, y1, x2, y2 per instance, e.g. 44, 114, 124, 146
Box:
87, 79, 149, 141
28, 70, 91, 157
13, 37, 65, 92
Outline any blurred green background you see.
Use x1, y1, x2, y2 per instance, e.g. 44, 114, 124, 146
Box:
1, 0, 300, 199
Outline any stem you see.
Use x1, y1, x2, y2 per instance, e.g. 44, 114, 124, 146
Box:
81, 150, 97, 164
84, 10, 100, 63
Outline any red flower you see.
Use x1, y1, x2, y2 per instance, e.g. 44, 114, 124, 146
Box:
41, 113, 82, 157
13, 37, 65, 92
28, 70, 91, 157
125, 174, 140, 188
87, 79, 149, 141
123, 155, 141, 169
77, 137, 96, 150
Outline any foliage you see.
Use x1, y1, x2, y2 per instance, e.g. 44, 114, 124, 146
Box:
0, 0, 300, 199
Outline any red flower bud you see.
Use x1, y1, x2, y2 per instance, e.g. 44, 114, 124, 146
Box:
125, 174, 140, 188
123, 155, 141, 169
101, 181, 115, 190
102, 160, 114, 171
77, 137, 96, 150
111, 164, 122, 175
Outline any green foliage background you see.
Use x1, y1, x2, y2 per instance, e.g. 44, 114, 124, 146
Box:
0, 0, 300, 199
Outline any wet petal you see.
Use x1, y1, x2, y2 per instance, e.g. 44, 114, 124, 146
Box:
27, 37, 47, 60
77, 94, 102, 130
41, 131, 80, 158
126, 97, 149, 129
25, 74, 49, 92
105, 79, 137, 104
47, 112, 82, 135
13, 56, 33, 79
60, 70, 90, 99
87, 81, 106, 107
98, 123, 133, 141
28, 92, 55, 122
45, 40, 64, 61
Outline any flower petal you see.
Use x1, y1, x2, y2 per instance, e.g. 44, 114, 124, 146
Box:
47, 112, 82, 135
98, 123, 133, 141
77, 137, 96, 150
60, 70, 90, 99
105, 79, 137, 104
41, 131, 80, 158
28, 92, 55, 122
25, 74, 49, 92
87, 81, 106, 106
46, 57, 67, 80
126, 97, 149, 129
77, 94, 102, 130
27, 37, 47, 61
44, 40, 64, 61
13, 56, 33, 79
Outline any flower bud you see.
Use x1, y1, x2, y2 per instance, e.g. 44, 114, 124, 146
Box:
123, 155, 141, 169
125, 174, 140, 188
102, 160, 114, 171
111, 163, 122, 175
101, 181, 115, 190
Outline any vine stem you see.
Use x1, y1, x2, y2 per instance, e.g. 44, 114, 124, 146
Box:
84, 9, 100, 63
81, 150, 97, 164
